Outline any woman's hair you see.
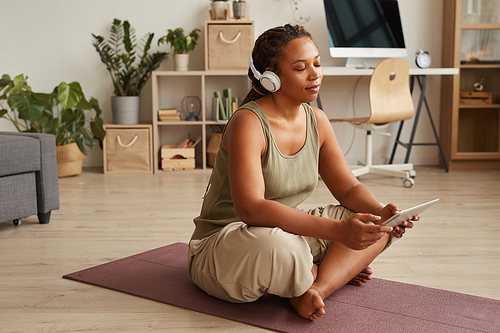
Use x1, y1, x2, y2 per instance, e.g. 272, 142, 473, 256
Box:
240, 24, 313, 105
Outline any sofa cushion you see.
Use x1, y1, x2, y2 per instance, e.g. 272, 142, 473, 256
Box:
0, 135, 41, 177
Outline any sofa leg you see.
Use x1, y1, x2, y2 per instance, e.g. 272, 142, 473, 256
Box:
38, 211, 51, 224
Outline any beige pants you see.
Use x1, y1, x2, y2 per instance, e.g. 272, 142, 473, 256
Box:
187, 204, 357, 303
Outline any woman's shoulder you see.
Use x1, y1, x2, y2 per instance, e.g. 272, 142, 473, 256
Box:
306, 104, 329, 125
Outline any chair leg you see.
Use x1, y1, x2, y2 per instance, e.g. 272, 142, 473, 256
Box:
37, 211, 51, 224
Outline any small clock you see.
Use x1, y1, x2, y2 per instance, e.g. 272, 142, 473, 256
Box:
415, 49, 431, 69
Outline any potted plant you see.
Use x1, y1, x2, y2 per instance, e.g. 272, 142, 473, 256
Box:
158, 28, 200, 71
92, 19, 168, 124
232, 0, 247, 19
210, 0, 230, 20
0, 74, 106, 177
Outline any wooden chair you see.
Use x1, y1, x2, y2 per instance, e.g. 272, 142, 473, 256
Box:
330, 58, 416, 187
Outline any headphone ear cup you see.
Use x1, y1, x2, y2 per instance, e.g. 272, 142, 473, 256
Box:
260, 71, 281, 93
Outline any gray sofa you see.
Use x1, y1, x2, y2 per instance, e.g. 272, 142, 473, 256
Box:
0, 132, 60, 226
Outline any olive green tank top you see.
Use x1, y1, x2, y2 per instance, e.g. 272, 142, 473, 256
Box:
190, 101, 320, 241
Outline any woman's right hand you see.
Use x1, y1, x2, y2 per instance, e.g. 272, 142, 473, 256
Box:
336, 213, 393, 250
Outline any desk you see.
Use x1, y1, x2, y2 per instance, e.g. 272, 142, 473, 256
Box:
319, 67, 459, 171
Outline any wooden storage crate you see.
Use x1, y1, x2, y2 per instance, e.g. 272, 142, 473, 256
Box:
161, 145, 195, 171
459, 91, 492, 105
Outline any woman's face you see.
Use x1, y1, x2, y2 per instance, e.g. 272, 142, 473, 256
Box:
273, 38, 323, 103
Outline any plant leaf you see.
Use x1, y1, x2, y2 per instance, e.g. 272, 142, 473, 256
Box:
9, 93, 44, 121
57, 82, 83, 110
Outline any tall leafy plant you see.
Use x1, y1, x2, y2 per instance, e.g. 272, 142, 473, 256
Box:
0, 74, 105, 155
92, 19, 168, 96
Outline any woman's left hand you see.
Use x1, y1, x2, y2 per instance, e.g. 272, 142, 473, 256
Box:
375, 203, 418, 238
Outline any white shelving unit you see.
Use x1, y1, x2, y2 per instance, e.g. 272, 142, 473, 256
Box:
151, 70, 249, 172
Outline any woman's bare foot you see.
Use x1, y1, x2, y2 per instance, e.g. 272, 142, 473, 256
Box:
290, 288, 325, 320
348, 266, 373, 286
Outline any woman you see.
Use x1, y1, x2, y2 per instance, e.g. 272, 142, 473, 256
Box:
188, 24, 415, 321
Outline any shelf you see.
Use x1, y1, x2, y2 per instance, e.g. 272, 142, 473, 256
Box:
157, 121, 204, 125
151, 70, 250, 173
154, 70, 247, 77
440, 0, 500, 169
459, 104, 500, 109
461, 64, 500, 69
461, 23, 500, 30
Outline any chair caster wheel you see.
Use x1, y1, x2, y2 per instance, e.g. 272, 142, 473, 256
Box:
13, 219, 21, 226
403, 178, 415, 188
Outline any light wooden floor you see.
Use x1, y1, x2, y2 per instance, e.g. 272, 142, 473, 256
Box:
1, 166, 499, 332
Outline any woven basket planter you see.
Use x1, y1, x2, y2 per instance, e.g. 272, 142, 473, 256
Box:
56, 142, 85, 177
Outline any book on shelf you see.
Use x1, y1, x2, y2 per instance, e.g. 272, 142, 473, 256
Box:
213, 90, 239, 122
214, 91, 226, 121
172, 135, 202, 149
223, 88, 232, 118
159, 108, 178, 115
158, 108, 181, 121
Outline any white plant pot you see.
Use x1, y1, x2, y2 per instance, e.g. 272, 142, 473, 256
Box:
111, 96, 141, 124
211, 1, 228, 20
174, 54, 190, 71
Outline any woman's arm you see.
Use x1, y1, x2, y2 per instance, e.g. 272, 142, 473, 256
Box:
223, 108, 392, 249
314, 107, 382, 212
314, 107, 413, 237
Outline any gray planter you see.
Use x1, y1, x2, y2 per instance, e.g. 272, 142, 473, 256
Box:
233, 1, 247, 19
111, 96, 141, 125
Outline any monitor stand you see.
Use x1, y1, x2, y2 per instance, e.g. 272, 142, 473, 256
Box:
345, 58, 371, 69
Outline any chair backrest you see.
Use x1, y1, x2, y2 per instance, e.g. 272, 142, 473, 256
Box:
367, 58, 414, 124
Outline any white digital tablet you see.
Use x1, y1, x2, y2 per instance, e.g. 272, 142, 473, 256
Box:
381, 198, 439, 228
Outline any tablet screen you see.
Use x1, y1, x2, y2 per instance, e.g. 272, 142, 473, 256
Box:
381, 198, 439, 228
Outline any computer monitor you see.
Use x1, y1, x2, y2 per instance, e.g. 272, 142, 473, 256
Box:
323, 0, 407, 68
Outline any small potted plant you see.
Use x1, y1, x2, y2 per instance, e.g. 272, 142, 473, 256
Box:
158, 28, 200, 71
0, 74, 106, 177
233, 0, 248, 19
210, 0, 230, 20
92, 19, 168, 124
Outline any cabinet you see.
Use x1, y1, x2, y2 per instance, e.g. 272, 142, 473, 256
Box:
440, 0, 500, 169
151, 70, 249, 172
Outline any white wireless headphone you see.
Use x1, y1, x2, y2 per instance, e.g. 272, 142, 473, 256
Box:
248, 54, 281, 93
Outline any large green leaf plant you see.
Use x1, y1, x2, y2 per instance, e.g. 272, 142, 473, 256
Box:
0, 74, 105, 155
92, 19, 168, 96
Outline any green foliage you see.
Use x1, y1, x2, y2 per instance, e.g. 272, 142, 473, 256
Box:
158, 28, 201, 56
0, 74, 105, 155
92, 19, 168, 96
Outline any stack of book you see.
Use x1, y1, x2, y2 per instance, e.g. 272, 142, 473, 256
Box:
158, 109, 181, 122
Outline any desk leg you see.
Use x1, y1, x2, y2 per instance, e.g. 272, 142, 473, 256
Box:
404, 76, 426, 163
389, 75, 449, 172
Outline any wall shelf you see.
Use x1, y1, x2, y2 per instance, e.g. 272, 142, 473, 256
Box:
151, 70, 249, 172
440, 0, 500, 169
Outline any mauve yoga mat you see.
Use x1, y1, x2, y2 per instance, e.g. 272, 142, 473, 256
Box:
63, 242, 499, 333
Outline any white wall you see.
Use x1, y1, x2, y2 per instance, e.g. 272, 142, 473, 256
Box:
0, 0, 445, 167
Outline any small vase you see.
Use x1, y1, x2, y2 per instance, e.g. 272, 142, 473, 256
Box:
111, 96, 141, 124
56, 142, 85, 177
174, 54, 190, 71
